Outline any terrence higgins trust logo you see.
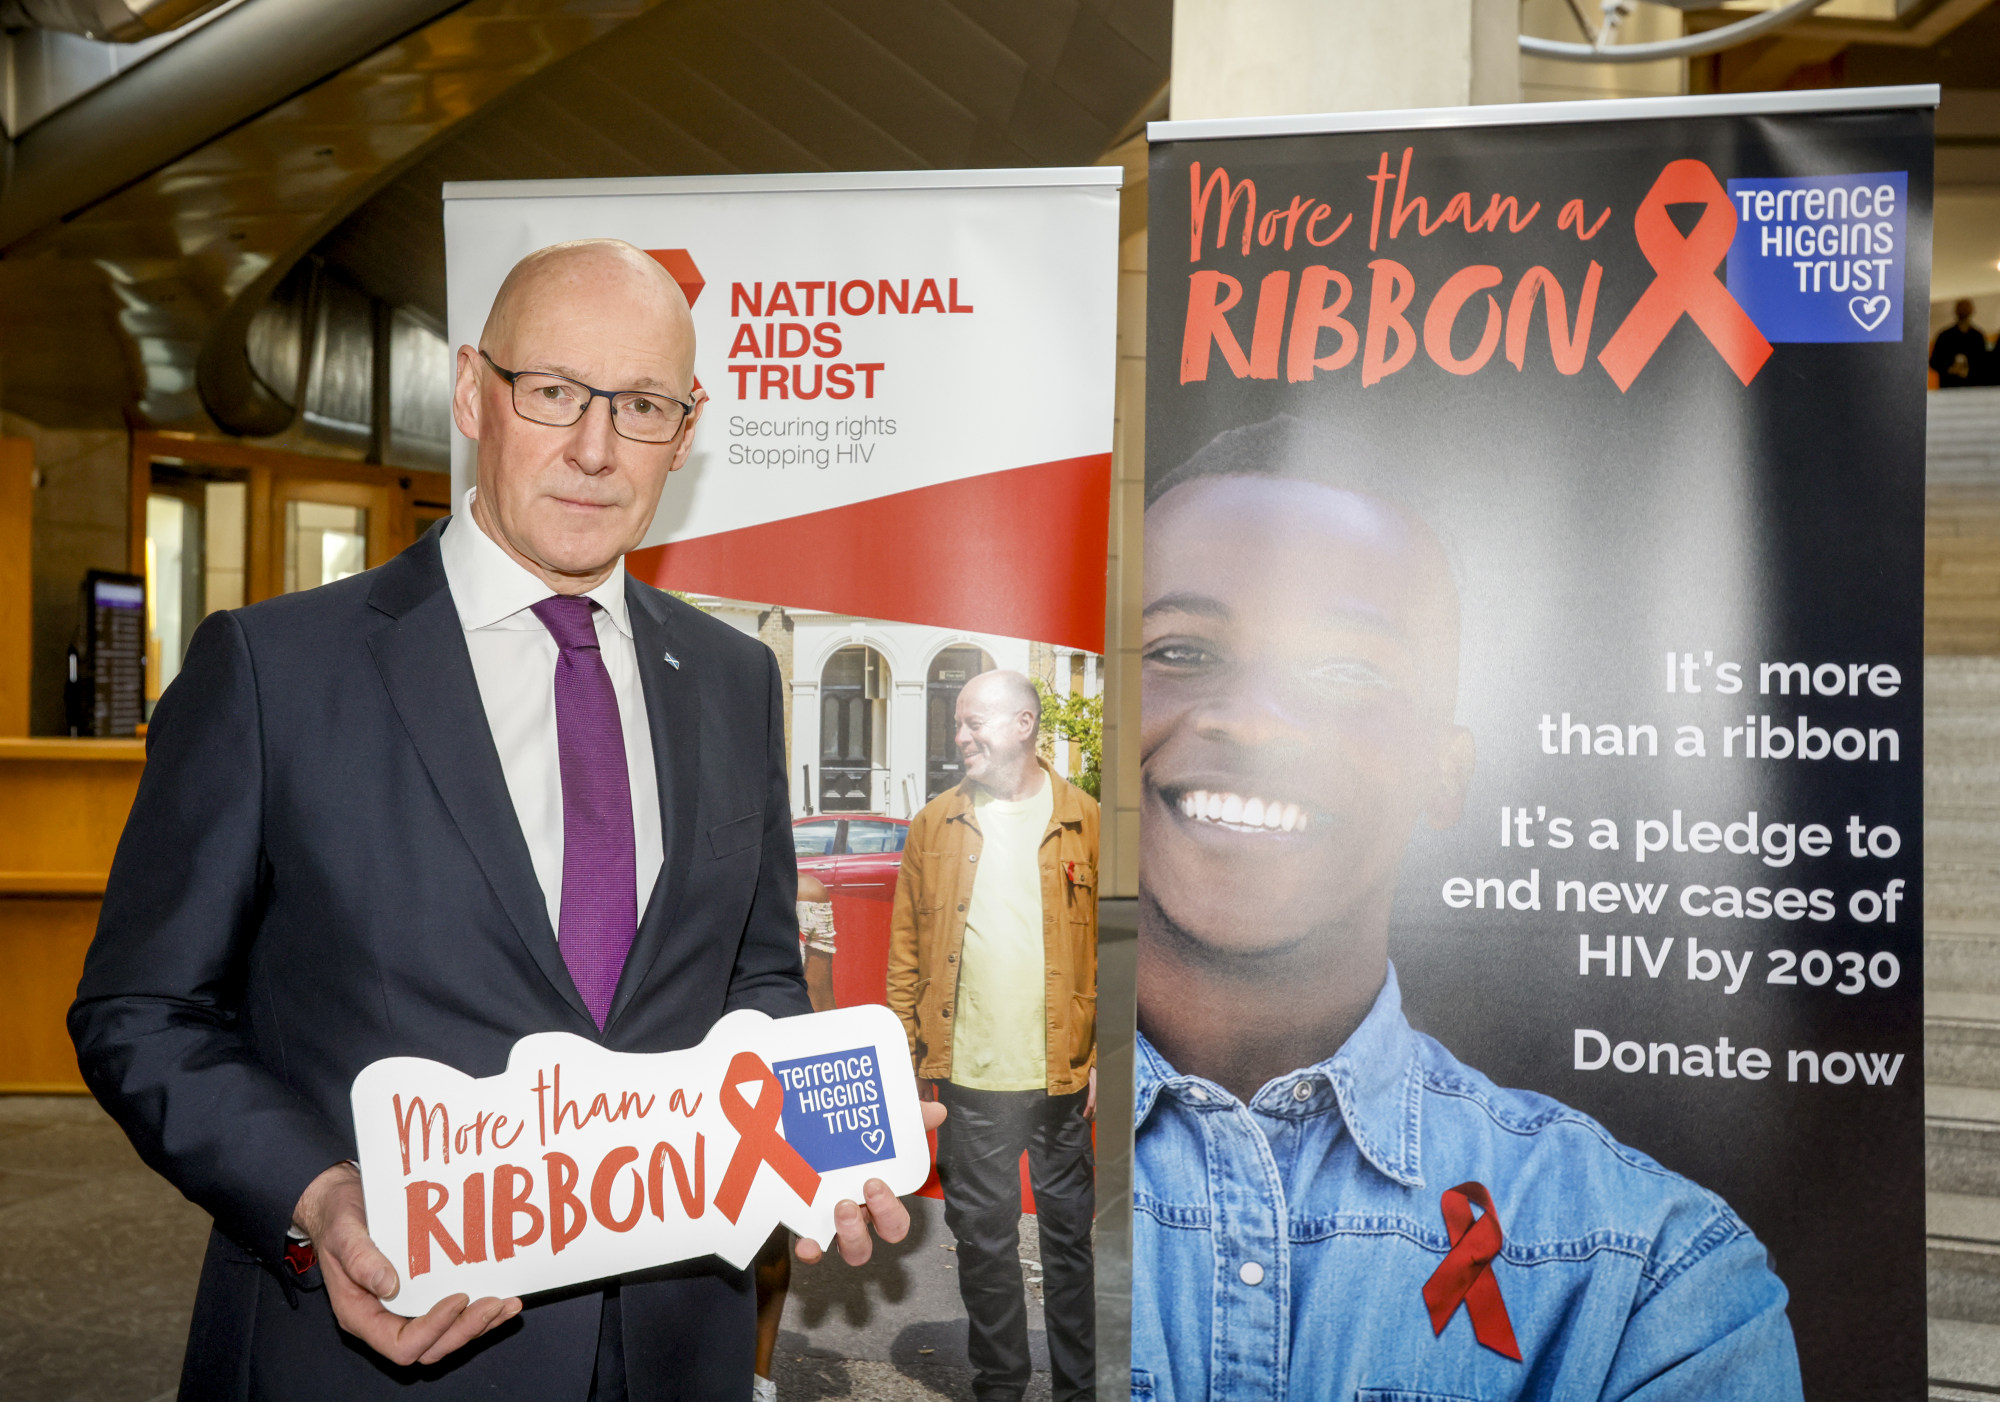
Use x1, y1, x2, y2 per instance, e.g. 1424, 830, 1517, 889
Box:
1723, 172, 1907, 343
773, 1047, 894, 1172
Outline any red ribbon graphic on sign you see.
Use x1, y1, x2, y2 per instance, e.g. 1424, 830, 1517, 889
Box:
1421, 1181, 1523, 1361
712, 1051, 822, 1223
1597, 159, 1772, 393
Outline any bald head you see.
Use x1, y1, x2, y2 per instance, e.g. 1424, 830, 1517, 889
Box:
481, 239, 696, 388
954, 669, 1044, 800
960, 670, 1041, 732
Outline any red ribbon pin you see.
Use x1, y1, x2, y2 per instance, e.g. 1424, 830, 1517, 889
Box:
1597, 158, 1772, 393
712, 1051, 822, 1223
1421, 1181, 1522, 1361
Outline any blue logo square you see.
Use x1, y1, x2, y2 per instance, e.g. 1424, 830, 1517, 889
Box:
773, 1047, 895, 1173
1724, 172, 1906, 343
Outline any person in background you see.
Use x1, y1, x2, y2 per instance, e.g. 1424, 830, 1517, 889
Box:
797, 870, 838, 1013
1932, 299, 1990, 388
888, 669, 1100, 1402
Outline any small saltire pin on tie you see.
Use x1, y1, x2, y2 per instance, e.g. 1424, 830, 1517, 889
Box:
1422, 1181, 1522, 1361
662, 650, 681, 669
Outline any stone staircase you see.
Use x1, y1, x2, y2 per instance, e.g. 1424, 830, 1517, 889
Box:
1928, 387, 2000, 658
1927, 657, 2000, 1398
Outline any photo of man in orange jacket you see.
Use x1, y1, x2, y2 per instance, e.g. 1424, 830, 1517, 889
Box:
887, 668, 1100, 1402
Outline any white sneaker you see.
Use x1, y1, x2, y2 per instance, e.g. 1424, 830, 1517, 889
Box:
751, 1375, 778, 1402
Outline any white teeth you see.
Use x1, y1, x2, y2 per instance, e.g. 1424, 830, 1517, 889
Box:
1176, 790, 1307, 834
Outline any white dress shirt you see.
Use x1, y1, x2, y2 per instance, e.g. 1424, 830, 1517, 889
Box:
439, 488, 664, 937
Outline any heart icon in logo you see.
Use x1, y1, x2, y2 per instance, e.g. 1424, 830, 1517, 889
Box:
1849, 295, 1891, 332
861, 1129, 885, 1156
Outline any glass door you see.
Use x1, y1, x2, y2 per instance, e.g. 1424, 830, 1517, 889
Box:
268, 478, 392, 597
143, 467, 247, 714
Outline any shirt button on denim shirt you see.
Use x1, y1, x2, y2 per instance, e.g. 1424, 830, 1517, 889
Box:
1129, 964, 1804, 1402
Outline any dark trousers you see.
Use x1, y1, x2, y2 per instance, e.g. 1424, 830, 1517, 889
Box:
935, 1082, 1095, 1402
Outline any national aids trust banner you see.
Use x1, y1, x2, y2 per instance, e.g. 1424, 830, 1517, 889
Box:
444, 170, 1118, 1396
1135, 89, 1932, 1401
444, 169, 1121, 654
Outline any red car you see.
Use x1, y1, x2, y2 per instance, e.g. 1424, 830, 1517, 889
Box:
792, 814, 909, 1008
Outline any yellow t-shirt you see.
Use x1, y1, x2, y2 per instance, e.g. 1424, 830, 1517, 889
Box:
951, 775, 1053, 1091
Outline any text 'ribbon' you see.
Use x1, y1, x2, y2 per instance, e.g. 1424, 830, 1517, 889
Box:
713, 1051, 822, 1223
1598, 159, 1772, 392
1422, 1181, 1523, 1361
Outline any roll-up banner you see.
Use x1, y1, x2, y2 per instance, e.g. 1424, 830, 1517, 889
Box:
1134, 88, 1934, 1400
445, 170, 1119, 1395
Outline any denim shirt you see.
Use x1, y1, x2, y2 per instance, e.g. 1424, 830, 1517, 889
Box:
1132, 966, 1804, 1401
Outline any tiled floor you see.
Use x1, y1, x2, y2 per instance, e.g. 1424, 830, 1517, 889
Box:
0, 1096, 210, 1402
1928, 657, 2000, 1396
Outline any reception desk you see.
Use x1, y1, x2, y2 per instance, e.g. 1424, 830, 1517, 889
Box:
0, 738, 144, 1092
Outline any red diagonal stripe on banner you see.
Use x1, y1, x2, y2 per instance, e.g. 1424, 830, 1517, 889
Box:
626, 455, 1111, 653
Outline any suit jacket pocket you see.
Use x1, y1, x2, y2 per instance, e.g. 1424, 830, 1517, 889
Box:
708, 810, 764, 860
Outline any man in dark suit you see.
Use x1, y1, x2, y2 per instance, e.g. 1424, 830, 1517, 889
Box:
70, 239, 937, 1400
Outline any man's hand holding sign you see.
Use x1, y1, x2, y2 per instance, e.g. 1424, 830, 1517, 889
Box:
339, 1007, 935, 1319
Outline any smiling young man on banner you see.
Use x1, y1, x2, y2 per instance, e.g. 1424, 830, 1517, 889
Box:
1137, 81, 1931, 1399
1130, 419, 1805, 1401
71, 239, 938, 1402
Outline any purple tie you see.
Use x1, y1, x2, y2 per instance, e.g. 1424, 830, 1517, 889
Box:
531, 595, 636, 1029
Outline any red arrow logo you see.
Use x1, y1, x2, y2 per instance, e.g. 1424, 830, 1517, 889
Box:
645, 249, 705, 308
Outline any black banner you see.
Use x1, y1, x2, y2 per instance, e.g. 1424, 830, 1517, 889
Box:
1135, 94, 1930, 1400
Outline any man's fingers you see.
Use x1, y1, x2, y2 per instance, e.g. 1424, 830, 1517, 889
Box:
920, 1101, 947, 1131
416, 1296, 518, 1366
861, 1178, 911, 1245
315, 1182, 401, 1301
832, 1197, 874, 1265
326, 1219, 401, 1300
799, 1179, 922, 1267
346, 1292, 466, 1367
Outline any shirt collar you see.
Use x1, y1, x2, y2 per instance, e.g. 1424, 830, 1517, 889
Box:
438, 486, 632, 636
947, 758, 1088, 830
1134, 961, 1425, 1188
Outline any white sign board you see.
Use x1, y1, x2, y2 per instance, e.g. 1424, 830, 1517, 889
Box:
352, 1005, 927, 1315
442, 168, 1120, 545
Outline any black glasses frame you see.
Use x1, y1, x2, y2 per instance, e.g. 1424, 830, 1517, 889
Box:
480, 349, 695, 443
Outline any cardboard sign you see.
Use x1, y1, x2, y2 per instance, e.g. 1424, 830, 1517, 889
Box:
351, 1005, 927, 1315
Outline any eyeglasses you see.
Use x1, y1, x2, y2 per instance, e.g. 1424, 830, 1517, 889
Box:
480, 349, 694, 443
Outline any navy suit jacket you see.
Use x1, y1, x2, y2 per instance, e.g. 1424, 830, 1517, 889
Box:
70, 523, 810, 1400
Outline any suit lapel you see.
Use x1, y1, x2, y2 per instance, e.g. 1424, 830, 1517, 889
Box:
365, 532, 592, 1026
608, 578, 702, 1028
